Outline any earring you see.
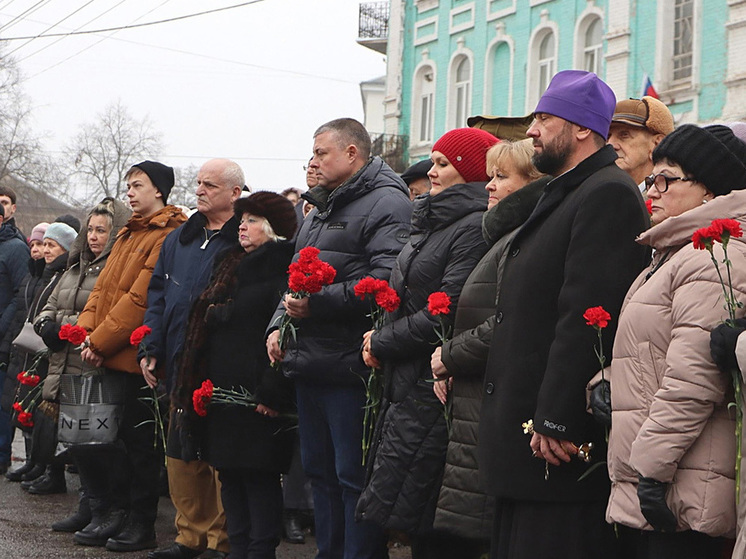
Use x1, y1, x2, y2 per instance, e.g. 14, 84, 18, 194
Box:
702, 198, 709, 204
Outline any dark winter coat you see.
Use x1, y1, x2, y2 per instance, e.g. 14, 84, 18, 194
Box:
0, 252, 68, 413
356, 181, 489, 534
182, 242, 296, 472
140, 212, 240, 392
269, 157, 412, 386
34, 200, 131, 400
0, 257, 45, 361
433, 176, 548, 541
478, 145, 650, 503
0, 220, 30, 346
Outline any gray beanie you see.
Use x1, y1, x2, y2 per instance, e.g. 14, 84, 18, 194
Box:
43, 222, 77, 251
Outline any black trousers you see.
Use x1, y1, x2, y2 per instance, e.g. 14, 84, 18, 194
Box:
73, 373, 162, 524
218, 467, 283, 559
616, 525, 728, 559
491, 498, 619, 559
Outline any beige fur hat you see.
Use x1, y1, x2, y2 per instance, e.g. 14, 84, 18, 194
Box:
611, 96, 674, 136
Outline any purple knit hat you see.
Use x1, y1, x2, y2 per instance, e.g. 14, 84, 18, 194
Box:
534, 70, 617, 138
432, 128, 499, 182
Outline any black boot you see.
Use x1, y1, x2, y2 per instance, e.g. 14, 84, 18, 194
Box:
27, 464, 66, 495
283, 509, 305, 544
19, 463, 45, 488
74, 499, 126, 547
105, 515, 157, 552
5, 460, 35, 482
52, 490, 91, 532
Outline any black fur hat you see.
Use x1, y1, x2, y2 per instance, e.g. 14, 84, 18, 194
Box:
233, 191, 297, 240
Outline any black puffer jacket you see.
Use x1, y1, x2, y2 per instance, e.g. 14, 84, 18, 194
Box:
433, 177, 548, 541
0, 252, 68, 414
356, 181, 489, 534
269, 157, 412, 386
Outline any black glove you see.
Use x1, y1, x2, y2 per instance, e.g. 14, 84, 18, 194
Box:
710, 318, 746, 373
637, 476, 677, 532
39, 321, 66, 352
589, 380, 611, 427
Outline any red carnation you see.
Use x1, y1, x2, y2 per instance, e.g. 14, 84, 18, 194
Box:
692, 226, 715, 250
712, 218, 743, 241
130, 325, 152, 347
16, 371, 40, 387
17, 411, 33, 428
298, 246, 320, 264
354, 277, 387, 299
58, 323, 72, 341
375, 287, 400, 313
192, 379, 214, 417
288, 271, 307, 293
12, 402, 22, 413
583, 306, 611, 329
66, 325, 87, 346
645, 199, 653, 216
427, 292, 451, 316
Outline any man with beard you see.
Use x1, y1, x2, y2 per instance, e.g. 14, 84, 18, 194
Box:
478, 70, 650, 558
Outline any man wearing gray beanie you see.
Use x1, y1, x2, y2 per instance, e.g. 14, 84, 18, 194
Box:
478, 70, 651, 558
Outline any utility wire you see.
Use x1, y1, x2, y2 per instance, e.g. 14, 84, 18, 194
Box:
25, 0, 174, 78
6, 0, 98, 58
16, 0, 136, 63
0, 0, 263, 41
0, 0, 52, 33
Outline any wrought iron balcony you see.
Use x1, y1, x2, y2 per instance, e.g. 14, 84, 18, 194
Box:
371, 133, 409, 173
357, 2, 389, 54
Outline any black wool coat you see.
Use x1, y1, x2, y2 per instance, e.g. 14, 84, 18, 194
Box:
197, 242, 296, 473
434, 176, 548, 541
357, 181, 489, 534
478, 145, 650, 503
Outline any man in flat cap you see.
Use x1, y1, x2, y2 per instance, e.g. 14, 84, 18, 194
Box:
478, 70, 650, 558
608, 96, 674, 190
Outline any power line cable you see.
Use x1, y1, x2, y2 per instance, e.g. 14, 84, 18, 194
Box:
25, 0, 174, 77
5, 0, 98, 58
16, 0, 134, 63
0, 0, 52, 33
0, 0, 263, 40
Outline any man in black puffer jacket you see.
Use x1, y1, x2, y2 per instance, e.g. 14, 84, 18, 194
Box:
267, 118, 411, 559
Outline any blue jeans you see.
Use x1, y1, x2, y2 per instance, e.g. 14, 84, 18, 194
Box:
295, 380, 386, 559
0, 366, 12, 464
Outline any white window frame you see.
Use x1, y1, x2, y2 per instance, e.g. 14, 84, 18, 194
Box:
411, 62, 437, 149
526, 21, 559, 113
574, 11, 604, 75
447, 51, 473, 129
483, 29, 515, 115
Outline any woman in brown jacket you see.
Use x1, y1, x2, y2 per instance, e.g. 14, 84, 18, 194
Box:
75, 161, 186, 552
600, 125, 746, 559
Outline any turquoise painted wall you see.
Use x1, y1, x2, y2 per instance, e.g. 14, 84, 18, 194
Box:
397, 0, 729, 159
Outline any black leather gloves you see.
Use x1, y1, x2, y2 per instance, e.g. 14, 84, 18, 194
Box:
589, 379, 611, 427
710, 318, 746, 373
637, 476, 677, 532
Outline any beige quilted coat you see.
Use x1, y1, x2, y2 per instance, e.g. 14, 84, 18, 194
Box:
607, 189, 746, 538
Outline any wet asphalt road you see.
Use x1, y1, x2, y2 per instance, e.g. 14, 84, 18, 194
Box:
0, 432, 410, 559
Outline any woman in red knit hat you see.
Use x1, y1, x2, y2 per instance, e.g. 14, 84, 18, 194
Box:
357, 127, 498, 558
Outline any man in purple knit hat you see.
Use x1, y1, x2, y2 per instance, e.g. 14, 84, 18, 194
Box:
478, 71, 650, 558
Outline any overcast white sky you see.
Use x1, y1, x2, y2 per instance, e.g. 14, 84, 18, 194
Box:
0, 0, 387, 196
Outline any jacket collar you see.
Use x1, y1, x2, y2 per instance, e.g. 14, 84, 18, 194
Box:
516, 145, 617, 238
411, 182, 487, 234
178, 211, 239, 246
639, 188, 746, 251
482, 176, 550, 245
119, 205, 184, 236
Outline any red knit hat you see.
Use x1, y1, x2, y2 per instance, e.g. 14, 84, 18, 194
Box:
432, 128, 500, 182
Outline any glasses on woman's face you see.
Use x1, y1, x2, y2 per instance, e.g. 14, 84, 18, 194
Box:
644, 173, 695, 194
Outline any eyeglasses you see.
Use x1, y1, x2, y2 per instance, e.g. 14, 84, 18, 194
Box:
644, 173, 695, 194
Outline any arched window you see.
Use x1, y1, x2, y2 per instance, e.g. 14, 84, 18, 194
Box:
583, 17, 602, 74
453, 57, 471, 128
537, 33, 555, 98
412, 64, 436, 145
673, 0, 693, 82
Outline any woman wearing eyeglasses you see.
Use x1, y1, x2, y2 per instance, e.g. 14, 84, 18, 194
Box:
595, 124, 746, 558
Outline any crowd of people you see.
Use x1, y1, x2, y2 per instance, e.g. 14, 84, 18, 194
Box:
1, 68, 746, 559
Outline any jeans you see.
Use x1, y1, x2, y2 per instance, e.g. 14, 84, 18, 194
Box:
218, 468, 282, 559
295, 380, 386, 559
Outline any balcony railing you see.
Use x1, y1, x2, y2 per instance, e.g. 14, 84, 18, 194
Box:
358, 2, 389, 40
371, 133, 409, 173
